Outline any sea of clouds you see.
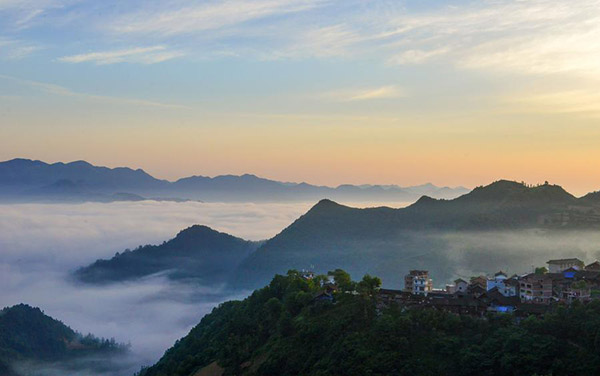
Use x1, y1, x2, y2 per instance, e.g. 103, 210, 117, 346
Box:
3, 200, 600, 374
0, 201, 318, 375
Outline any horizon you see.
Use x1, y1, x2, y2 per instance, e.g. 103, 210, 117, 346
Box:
6, 156, 600, 197
3, 1, 600, 195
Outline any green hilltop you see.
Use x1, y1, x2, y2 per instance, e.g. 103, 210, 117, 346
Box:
138, 270, 600, 376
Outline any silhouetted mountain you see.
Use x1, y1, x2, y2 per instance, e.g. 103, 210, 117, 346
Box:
0, 158, 469, 203
74, 180, 600, 290
0, 159, 166, 202
579, 191, 600, 203
75, 225, 261, 285
0, 304, 128, 375
0, 158, 164, 190
21, 178, 147, 202
232, 180, 600, 289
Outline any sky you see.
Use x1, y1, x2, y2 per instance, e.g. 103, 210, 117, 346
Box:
1, 0, 600, 195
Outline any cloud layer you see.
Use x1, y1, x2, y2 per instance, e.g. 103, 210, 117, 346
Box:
0, 201, 312, 374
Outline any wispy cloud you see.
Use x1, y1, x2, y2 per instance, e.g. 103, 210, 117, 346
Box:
265, 24, 367, 60
387, 47, 449, 65
321, 85, 406, 102
508, 89, 600, 119
381, 0, 600, 78
0, 37, 41, 59
0, 0, 76, 28
0, 74, 189, 109
110, 0, 326, 36
59, 45, 184, 65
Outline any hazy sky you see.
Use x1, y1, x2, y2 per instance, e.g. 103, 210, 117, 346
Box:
2, 0, 600, 194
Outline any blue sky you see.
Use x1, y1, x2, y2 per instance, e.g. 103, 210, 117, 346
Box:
2, 0, 600, 193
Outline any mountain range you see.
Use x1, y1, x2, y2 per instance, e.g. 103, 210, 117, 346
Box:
76, 180, 600, 290
0, 158, 469, 203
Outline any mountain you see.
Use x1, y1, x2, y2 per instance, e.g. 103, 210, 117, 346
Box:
75, 179, 600, 290
232, 180, 600, 289
0, 304, 128, 375
138, 271, 600, 376
0, 159, 167, 203
75, 225, 261, 285
0, 158, 469, 203
0, 158, 165, 191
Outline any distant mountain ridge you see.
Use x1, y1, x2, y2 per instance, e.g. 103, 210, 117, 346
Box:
76, 180, 600, 291
0, 158, 469, 203
233, 180, 600, 288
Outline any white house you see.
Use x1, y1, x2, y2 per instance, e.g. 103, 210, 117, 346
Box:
454, 278, 468, 294
487, 271, 518, 297
404, 270, 433, 295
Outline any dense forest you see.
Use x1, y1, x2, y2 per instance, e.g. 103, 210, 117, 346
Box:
140, 270, 600, 376
0, 304, 129, 375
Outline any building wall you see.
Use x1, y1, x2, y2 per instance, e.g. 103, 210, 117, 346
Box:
519, 275, 553, 303
548, 261, 583, 273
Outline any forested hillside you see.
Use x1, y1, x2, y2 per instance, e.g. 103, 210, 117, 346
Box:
75, 225, 260, 285
0, 304, 128, 375
140, 270, 600, 376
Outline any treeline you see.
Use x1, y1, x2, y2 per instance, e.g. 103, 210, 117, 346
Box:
140, 270, 600, 376
0, 304, 128, 364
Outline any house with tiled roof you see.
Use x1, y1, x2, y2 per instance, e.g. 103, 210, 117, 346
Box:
585, 261, 600, 271
547, 258, 584, 273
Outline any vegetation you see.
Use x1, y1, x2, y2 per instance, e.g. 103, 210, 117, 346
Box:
140, 270, 600, 376
75, 225, 260, 285
233, 180, 600, 289
0, 304, 128, 374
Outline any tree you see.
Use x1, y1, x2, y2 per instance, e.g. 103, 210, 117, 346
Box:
357, 274, 382, 297
535, 267, 548, 275
328, 269, 354, 292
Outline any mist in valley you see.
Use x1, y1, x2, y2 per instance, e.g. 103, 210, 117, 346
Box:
366, 230, 600, 289
0, 201, 313, 375
4, 200, 600, 374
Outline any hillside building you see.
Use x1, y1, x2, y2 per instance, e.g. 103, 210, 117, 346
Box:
404, 270, 433, 295
487, 271, 518, 297
585, 261, 600, 271
546, 258, 584, 273
519, 273, 553, 304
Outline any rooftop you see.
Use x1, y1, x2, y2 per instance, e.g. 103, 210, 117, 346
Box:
547, 258, 584, 264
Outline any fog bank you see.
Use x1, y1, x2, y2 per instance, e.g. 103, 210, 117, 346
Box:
0, 201, 316, 375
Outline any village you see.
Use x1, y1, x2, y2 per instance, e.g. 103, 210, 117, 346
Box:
375, 258, 600, 317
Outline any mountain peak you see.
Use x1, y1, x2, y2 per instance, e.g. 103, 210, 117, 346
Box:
311, 198, 344, 211
170, 225, 247, 246
66, 160, 93, 168
462, 180, 574, 205
175, 224, 221, 238
412, 195, 438, 205
2, 158, 47, 167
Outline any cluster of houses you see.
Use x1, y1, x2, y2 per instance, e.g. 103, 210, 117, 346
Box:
380, 258, 600, 316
